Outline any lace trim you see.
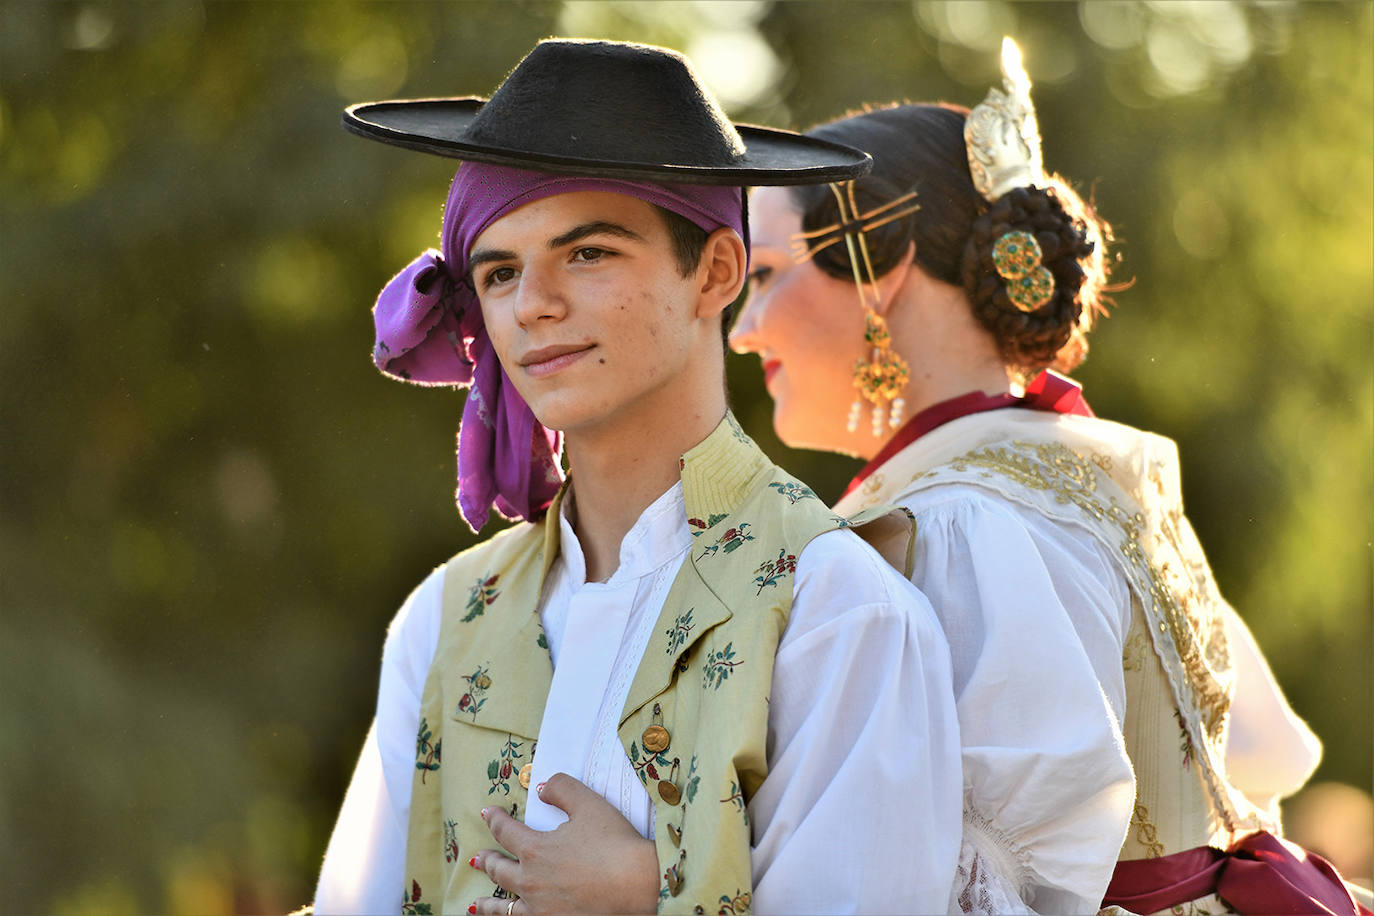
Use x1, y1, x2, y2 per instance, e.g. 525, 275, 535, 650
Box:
952, 796, 1037, 914
951, 841, 1034, 915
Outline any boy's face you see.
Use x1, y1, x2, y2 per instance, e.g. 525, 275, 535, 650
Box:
470, 191, 708, 435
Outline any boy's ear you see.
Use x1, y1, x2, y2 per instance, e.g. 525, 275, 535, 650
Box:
695, 228, 748, 320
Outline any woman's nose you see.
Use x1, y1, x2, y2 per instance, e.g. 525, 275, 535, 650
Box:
728, 292, 763, 354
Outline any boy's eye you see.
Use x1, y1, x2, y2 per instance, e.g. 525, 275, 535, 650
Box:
571, 247, 606, 263
482, 266, 517, 288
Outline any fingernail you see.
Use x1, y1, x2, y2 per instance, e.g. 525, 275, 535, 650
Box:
468, 855, 480, 869
479, 807, 489, 821
467, 906, 476, 915
536, 781, 547, 796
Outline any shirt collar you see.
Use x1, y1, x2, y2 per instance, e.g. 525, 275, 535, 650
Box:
541, 410, 770, 587
556, 482, 691, 587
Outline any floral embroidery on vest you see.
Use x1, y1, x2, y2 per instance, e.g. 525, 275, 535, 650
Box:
721, 781, 748, 825
415, 717, 441, 783
699, 523, 754, 559
462, 572, 501, 622
402, 879, 433, 915
702, 642, 743, 689
684, 753, 701, 803
718, 890, 753, 915
629, 740, 674, 785
688, 513, 729, 536
487, 736, 525, 795
751, 549, 796, 594
457, 664, 492, 720
442, 818, 459, 863
1174, 707, 1196, 768
766, 480, 817, 504
665, 608, 694, 655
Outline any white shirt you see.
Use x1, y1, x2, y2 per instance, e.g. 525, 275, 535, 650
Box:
840, 480, 1319, 915
315, 482, 963, 914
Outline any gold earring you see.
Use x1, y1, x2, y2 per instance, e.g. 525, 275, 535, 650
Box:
792, 182, 917, 435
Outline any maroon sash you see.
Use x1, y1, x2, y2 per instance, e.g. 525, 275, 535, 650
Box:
1104, 831, 1371, 915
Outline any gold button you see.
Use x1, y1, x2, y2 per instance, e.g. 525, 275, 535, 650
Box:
518, 763, 533, 789
666, 822, 681, 847
641, 724, 671, 753
657, 780, 681, 806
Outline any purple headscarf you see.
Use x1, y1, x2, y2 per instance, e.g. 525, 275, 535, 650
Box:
372, 162, 746, 532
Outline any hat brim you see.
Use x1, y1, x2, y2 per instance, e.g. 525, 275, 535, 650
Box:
343, 98, 871, 186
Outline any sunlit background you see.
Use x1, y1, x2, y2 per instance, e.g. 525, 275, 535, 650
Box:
2, 2, 1370, 911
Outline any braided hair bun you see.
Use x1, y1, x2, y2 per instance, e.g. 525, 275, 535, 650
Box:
961, 184, 1098, 369
795, 104, 1111, 374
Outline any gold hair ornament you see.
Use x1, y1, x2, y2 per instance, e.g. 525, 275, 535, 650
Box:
965, 38, 1057, 312
790, 181, 919, 435
992, 230, 1055, 312
965, 38, 1044, 202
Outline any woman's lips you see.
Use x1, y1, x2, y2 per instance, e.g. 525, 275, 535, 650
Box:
762, 359, 782, 387
521, 344, 594, 378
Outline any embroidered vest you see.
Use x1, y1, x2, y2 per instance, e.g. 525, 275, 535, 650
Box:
837, 410, 1271, 865
401, 414, 850, 915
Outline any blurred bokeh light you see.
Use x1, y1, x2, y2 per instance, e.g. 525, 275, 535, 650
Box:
1, 2, 1369, 910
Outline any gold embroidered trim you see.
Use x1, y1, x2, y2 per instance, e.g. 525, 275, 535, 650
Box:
1121, 630, 1150, 672
933, 439, 1237, 828
1132, 801, 1166, 859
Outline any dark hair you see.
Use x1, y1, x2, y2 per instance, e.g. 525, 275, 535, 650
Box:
790, 103, 1111, 373
653, 204, 709, 277
652, 202, 742, 347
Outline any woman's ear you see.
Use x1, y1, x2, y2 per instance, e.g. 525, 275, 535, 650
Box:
695, 228, 748, 320
872, 241, 917, 317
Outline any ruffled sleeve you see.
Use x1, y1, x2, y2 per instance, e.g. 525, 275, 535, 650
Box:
1221, 603, 1321, 823
901, 487, 1137, 914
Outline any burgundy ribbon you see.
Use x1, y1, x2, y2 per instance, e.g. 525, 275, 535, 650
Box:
1104, 831, 1370, 916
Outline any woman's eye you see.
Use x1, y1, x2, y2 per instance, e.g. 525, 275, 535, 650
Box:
571, 247, 606, 263
747, 266, 774, 288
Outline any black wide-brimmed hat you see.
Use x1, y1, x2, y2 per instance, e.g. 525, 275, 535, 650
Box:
343, 38, 871, 186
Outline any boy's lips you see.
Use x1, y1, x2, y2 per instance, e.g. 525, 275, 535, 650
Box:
520, 343, 595, 378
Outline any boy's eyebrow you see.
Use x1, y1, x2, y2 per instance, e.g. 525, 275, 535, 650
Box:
468, 246, 517, 272
548, 220, 644, 249
468, 220, 645, 272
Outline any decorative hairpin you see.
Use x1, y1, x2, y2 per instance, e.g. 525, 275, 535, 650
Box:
790, 181, 919, 436
965, 38, 1044, 202
992, 230, 1055, 312
964, 38, 1057, 313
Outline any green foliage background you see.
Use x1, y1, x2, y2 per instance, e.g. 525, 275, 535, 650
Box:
1, 2, 1369, 911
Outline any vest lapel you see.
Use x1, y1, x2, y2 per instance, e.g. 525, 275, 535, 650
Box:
620, 413, 772, 724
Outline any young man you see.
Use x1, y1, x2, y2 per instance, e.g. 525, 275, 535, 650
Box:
315, 40, 962, 915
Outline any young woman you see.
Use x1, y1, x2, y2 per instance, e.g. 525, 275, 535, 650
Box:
730, 40, 1364, 916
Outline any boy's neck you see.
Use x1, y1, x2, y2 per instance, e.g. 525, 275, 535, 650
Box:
563, 393, 726, 584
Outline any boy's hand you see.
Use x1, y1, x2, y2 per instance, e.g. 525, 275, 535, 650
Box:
468, 772, 660, 915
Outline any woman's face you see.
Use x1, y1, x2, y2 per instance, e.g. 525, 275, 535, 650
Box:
730, 187, 871, 455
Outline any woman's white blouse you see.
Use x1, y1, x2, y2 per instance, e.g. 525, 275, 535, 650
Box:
881, 483, 1318, 915
314, 482, 964, 915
